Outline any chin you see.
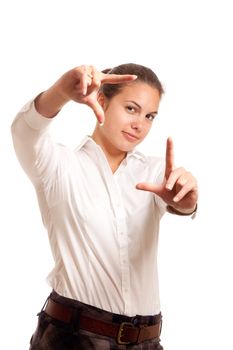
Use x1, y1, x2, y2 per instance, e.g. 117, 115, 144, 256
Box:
119, 144, 136, 153
111, 138, 139, 153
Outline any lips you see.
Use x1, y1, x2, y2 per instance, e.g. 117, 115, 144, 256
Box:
122, 131, 139, 142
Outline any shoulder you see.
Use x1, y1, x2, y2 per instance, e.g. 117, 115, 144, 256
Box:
127, 150, 165, 183
128, 149, 165, 168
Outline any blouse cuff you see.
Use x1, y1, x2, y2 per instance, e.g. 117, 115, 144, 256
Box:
22, 99, 54, 131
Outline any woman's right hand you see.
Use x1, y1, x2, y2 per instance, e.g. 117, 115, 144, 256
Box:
35, 65, 137, 124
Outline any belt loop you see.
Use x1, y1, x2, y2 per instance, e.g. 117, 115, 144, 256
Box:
37, 292, 52, 316
159, 317, 163, 336
70, 307, 81, 335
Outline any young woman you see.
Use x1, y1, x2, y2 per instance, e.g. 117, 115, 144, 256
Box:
11, 64, 198, 349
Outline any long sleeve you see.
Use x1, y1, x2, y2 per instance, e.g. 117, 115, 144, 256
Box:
11, 99, 66, 190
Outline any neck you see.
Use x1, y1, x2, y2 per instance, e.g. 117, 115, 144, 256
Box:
91, 128, 126, 173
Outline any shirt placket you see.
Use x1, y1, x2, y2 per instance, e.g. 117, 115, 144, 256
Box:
113, 176, 131, 315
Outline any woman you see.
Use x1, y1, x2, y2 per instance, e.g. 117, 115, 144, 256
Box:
11, 64, 198, 349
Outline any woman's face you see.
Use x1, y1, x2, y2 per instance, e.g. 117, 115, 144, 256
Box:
94, 81, 161, 154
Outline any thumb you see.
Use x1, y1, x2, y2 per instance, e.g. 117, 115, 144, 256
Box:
87, 100, 105, 125
136, 182, 164, 196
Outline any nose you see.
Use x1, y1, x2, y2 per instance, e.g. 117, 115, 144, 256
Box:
131, 116, 143, 132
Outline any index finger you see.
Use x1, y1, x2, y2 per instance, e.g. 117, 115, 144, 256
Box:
101, 73, 137, 85
165, 137, 175, 179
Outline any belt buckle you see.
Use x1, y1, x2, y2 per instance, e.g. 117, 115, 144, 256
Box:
117, 322, 134, 345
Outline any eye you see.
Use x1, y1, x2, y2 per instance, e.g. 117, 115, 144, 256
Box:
126, 105, 137, 113
146, 114, 156, 121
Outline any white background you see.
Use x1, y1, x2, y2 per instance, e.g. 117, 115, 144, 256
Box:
1, 0, 232, 349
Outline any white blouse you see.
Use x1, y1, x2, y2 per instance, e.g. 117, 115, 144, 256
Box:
11, 100, 167, 316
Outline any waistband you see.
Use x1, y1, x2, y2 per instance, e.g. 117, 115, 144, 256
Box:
43, 291, 162, 345
47, 290, 161, 326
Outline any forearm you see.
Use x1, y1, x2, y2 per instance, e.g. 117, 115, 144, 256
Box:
34, 84, 70, 118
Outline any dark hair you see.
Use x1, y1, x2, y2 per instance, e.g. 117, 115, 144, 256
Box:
100, 63, 164, 99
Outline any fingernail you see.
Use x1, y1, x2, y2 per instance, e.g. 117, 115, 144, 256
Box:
173, 196, 179, 202
166, 183, 172, 190
99, 122, 104, 126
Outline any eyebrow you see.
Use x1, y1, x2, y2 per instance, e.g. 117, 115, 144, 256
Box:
125, 100, 158, 114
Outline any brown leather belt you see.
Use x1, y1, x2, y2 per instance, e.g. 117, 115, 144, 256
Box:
45, 298, 162, 345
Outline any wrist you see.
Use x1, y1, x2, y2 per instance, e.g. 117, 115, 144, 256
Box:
167, 203, 198, 217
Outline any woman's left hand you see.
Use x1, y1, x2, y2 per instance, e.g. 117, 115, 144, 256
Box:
136, 137, 198, 214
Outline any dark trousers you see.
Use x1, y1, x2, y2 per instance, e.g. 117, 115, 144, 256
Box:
29, 291, 164, 350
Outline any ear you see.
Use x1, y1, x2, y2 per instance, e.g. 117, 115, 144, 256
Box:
97, 92, 107, 109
